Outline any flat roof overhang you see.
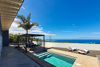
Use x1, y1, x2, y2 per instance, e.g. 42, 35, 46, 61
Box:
20, 34, 45, 37
0, 0, 24, 31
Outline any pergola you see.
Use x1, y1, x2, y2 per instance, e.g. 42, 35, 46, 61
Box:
18, 34, 45, 52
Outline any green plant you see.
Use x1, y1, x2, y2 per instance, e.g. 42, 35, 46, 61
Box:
9, 34, 18, 43
94, 42, 96, 44
9, 34, 14, 43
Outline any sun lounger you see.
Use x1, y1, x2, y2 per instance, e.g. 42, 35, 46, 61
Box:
68, 46, 77, 51
78, 49, 89, 54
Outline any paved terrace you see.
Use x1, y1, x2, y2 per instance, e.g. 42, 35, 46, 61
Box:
0, 46, 41, 67
48, 49, 99, 67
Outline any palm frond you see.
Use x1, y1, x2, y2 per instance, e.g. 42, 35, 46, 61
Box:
27, 13, 31, 22
18, 24, 24, 28
17, 13, 39, 34
17, 15, 26, 23
32, 22, 39, 26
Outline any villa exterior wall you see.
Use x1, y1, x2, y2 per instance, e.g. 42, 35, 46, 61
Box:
0, 35, 2, 56
0, 13, 2, 57
2, 30, 9, 46
33, 41, 100, 51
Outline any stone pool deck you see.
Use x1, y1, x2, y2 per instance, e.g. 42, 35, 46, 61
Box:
0, 46, 41, 67
96, 55, 100, 67
48, 49, 99, 67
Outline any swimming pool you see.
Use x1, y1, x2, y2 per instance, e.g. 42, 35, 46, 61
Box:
35, 51, 76, 67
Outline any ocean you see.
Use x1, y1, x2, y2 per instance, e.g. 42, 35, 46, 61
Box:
46, 39, 100, 44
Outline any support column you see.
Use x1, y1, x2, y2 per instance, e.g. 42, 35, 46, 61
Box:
3, 30, 9, 46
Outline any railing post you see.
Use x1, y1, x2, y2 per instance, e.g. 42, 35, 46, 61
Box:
18, 36, 19, 48
17, 33, 20, 48
43, 35, 45, 50
25, 34, 28, 52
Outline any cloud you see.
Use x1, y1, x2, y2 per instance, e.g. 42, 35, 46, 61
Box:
32, 32, 55, 35
62, 31, 74, 32
39, 25, 41, 26
79, 37, 91, 38
48, 31, 50, 33
21, 6, 25, 9
92, 32, 100, 34
30, 19, 32, 20
9, 18, 55, 36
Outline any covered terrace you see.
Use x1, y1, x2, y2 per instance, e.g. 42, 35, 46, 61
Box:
18, 34, 46, 52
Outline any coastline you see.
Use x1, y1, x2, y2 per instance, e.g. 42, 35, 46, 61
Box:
33, 41, 100, 51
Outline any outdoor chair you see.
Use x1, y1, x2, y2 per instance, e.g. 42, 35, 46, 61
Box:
78, 49, 89, 55
68, 46, 77, 51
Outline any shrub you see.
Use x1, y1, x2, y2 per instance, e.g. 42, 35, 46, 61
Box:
9, 33, 44, 43
94, 42, 96, 44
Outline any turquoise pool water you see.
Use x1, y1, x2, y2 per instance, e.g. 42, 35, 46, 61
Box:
36, 52, 76, 67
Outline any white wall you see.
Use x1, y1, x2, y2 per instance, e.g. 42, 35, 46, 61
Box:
33, 41, 100, 51
0, 35, 2, 56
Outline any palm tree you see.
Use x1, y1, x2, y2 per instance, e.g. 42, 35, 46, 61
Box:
17, 13, 39, 34
16, 13, 39, 51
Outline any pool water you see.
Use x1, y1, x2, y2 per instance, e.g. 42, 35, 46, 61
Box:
35, 52, 76, 67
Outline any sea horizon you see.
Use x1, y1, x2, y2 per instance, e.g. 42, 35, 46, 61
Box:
46, 39, 100, 44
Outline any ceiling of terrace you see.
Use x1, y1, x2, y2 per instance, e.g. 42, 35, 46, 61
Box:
0, 0, 24, 31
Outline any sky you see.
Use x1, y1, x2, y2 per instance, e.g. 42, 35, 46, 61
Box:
9, 0, 100, 39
